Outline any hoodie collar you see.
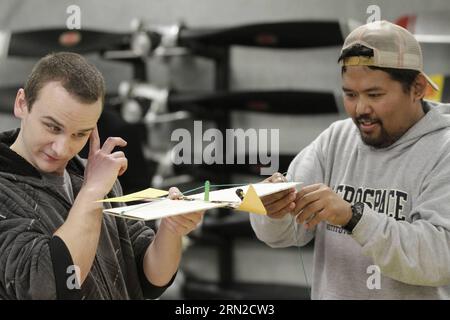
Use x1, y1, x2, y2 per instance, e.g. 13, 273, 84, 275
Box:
389, 101, 450, 148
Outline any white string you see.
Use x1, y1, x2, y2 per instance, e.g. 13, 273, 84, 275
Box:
283, 171, 311, 298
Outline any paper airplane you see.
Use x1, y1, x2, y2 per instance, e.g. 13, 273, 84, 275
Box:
97, 187, 168, 202
102, 182, 301, 221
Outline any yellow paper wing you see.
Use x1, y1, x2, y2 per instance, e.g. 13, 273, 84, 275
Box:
237, 185, 267, 215
97, 187, 169, 203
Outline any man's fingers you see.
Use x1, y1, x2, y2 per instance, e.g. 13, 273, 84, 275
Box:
269, 201, 296, 219
260, 172, 293, 207
163, 218, 183, 235
169, 215, 197, 230
262, 188, 296, 206
293, 187, 323, 214
263, 172, 287, 183
265, 191, 296, 213
111, 151, 125, 159
297, 184, 323, 199
168, 187, 183, 200
117, 158, 128, 176
304, 209, 326, 230
296, 199, 323, 224
182, 211, 204, 223
89, 127, 100, 156
101, 137, 127, 154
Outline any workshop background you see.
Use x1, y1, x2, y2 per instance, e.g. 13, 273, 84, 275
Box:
0, 0, 449, 299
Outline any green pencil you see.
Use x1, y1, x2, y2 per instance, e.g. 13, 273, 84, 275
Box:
204, 180, 210, 201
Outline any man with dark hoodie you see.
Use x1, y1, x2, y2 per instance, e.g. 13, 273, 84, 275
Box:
251, 21, 450, 299
0, 52, 203, 299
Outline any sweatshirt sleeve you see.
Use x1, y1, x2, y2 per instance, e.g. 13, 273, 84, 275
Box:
250, 127, 330, 248
126, 219, 176, 299
0, 195, 80, 299
351, 155, 450, 287
109, 182, 176, 299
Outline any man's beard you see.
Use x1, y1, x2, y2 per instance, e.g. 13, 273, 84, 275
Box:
354, 117, 399, 148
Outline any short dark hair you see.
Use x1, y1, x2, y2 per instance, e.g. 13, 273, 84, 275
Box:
24, 52, 105, 110
338, 44, 420, 94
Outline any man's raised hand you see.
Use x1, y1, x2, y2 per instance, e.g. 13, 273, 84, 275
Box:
83, 127, 128, 199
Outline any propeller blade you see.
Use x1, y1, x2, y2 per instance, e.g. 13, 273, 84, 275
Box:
178, 21, 344, 49
7, 28, 131, 57
168, 90, 338, 116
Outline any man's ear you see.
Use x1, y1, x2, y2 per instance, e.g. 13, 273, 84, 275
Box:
13, 89, 29, 119
412, 74, 428, 101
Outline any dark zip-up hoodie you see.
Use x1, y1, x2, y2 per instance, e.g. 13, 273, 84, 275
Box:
0, 129, 172, 299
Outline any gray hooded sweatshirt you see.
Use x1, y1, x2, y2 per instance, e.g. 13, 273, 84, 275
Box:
251, 101, 450, 299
